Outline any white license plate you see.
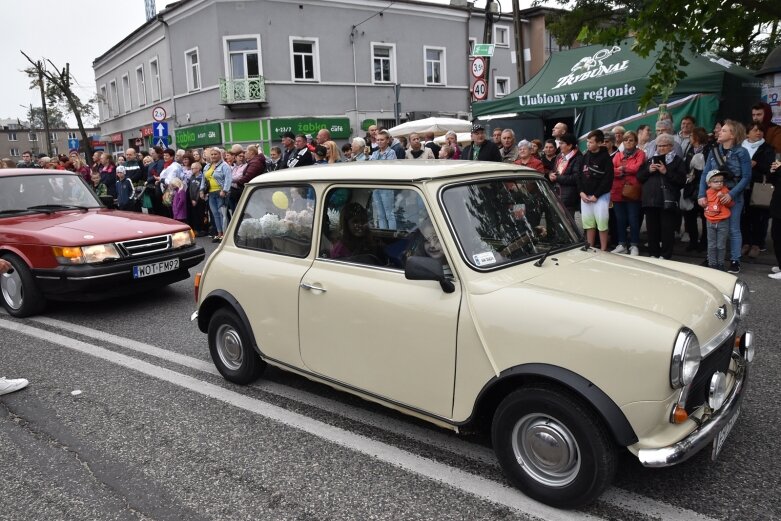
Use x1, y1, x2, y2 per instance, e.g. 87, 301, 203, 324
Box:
132, 258, 180, 279
712, 405, 740, 460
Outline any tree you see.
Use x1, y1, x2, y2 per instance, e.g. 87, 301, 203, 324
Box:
541, 0, 781, 109
21, 51, 99, 162
26, 106, 67, 129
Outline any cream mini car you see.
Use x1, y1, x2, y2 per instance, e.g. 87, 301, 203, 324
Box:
193, 161, 752, 509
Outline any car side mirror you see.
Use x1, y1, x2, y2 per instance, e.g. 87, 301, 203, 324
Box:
404, 256, 455, 293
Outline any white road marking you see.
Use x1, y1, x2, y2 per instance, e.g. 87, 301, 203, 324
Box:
0, 317, 597, 521
19, 316, 720, 521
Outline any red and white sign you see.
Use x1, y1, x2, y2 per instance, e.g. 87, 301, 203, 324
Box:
109, 133, 123, 144
141, 126, 154, 137
471, 57, 486, 79
152, 106, 167, 122
472, 79, 488, 101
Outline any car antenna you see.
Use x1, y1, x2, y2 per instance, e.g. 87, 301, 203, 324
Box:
534, 249, 550, 267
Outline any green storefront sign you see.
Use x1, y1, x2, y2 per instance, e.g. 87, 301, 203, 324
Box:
174, 122, 222, 149
270, 118, 351, 140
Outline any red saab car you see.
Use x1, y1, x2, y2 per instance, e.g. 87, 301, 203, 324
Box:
0, 169, 205, 317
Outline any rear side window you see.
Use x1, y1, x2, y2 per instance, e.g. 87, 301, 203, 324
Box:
235, 185, 315, 257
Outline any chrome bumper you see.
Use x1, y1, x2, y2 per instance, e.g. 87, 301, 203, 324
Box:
637, 331, 753, 468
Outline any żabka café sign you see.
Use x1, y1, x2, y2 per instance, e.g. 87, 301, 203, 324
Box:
518, 46, 637, 107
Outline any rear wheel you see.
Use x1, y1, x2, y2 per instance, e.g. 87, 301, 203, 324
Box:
208, 308, 265, 384
492, 385, 617, 509
0, 253, 46, 317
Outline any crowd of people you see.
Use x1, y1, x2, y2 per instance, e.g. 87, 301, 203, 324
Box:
3, 102, 780, 275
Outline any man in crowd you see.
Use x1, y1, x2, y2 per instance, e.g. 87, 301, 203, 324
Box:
16, 151, 38, 168
645, 119, 684, 159
611, 126, 625, 152
463, 124, 502, 162
752, 102, 781, 153
552, 122, 568, 149
123, 148, 144, 184
676, 116, 695, 156
316, 128, 331, 146
423, 131, 441, 158
492, 127, 503, 146
499, 129, 519, 163
287, 135, 314, 168
279, 132, 296, 169
370, 129, 397, 160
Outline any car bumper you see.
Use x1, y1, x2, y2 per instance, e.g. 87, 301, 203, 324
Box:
32, 246, 206, 301
637, 331, 753, 468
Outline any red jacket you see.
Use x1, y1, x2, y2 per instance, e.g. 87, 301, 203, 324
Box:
611, 149, 646, 202
235, 154, 267, 187
514, 155, 545, 173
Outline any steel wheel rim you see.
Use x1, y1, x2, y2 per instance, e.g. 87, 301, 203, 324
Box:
1, 271, 23, 310
511, 413, 581, 487
215, 324, 244, 371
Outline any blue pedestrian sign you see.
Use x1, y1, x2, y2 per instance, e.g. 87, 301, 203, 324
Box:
154, 122, 169, 137
68, 138, 79, 150
153, 136, 169, 147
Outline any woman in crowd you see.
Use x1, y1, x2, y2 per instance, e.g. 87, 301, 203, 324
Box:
99, 152, 117, 198
638, 133, 686, 259
636, 124, 651, 152
350, 137, 368, 161
530, 139, 543, 158
548, 133, 582, 218
200, 148, 232, 242
610, 130, 646, 256
324, 140, 343, 163
540, 139, 558, 174
697, 119, 751, 273
229, 148, 247, 215
681, 127, 709, 252
445, 131, 461, 159
741, 122, 776, 259
70, 156, 91, 184
514, 140, 544, 173
438, 144, 454, 159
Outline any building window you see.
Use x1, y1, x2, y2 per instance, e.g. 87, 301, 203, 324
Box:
122, 74, 132, 113
149, 58, 161, 101
371, 43, 396, 83
51, 145, 58, 156
109, 80, 119, 117
99, 85, 108, 120
424, 47, 446, 85
225, 36, 261, 79
290, 38, 319, 82
185, 48, 201, 91
136, 65, 147, 106
10, 148, 19, 157
494, 25, 510, 47
50, 133, 58, 141
8, 132, 17, 141
67, 132, 78, 140
494, 76, 510, 97
29, 132, 38, 142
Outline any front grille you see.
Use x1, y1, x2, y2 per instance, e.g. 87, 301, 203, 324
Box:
117, 234, 171, 258
685, 332, 736, 413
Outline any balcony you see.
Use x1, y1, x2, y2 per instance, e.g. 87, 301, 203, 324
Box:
219, 76, 266, 106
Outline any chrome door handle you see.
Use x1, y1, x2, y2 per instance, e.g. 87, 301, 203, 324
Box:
300, 282, 326, 293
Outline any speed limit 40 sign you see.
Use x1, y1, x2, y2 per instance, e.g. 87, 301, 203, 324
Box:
472, 78, 488, 101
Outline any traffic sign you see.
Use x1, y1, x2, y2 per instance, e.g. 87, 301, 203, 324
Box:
152, 106, 167, 122
67, 138, 79, 150
471, 43, 495, 57
153, 136, 169, 148
154, 122, 169, 137
472, 78, 488, 101
471, 57, 486, 79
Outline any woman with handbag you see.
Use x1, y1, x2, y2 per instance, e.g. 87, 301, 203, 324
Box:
637, 134, 686, 259
610, 131, 646, 255
741, 123, 775, 259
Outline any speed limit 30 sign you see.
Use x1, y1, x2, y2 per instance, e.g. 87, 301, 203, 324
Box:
472, 78, 488, 101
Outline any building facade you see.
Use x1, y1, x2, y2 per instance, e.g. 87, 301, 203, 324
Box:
93, 0, 564, 153
0, 119, 100, 161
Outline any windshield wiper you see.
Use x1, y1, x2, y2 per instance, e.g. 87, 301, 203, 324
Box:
534, 249, 551, 267
26, 204, 91, 214
0, 209, 32, 215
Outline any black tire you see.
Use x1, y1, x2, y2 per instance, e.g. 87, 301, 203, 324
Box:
207, 308, 265, 384
0, 253, 46, 317
491, 385, 617, 509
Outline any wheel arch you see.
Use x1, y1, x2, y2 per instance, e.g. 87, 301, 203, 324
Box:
197, 289, 262, 354
467, 363, 638, 447
0, 247, 34, 267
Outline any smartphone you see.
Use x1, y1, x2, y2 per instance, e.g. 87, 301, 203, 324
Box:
364, 146, 371, 156
652, 155, 664, 165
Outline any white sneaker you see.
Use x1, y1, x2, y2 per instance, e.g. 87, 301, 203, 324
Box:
611, 244, 628, 254
629, 245, 639, 256
772, 266, 780, 273
0, 377, 29, 396
769, 272, 781, 280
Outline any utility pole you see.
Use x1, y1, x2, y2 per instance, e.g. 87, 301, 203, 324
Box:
37, 61, 52, 156
512, 0, 525, 87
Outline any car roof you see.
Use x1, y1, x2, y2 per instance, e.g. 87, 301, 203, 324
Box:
248, 160, 540, 185
0, 168, 80, 178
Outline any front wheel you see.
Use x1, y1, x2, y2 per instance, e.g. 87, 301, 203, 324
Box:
492, 386, 617, 509
0, 253, 46, 317
208, 308, 266, 384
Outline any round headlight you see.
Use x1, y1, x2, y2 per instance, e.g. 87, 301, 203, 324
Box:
732, 281, 750, 318
708, 372, 728, 410
670, 328, 701, 388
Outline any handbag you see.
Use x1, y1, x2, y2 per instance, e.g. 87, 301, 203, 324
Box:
621, 181, 641, 201
750, 181, 773, 208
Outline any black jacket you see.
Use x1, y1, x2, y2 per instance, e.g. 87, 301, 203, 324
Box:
769, 167, 781, 219
552, 151, 583, 209
637, 155, 686, 208
577, 146, 614, 197
462, 140, 502, 162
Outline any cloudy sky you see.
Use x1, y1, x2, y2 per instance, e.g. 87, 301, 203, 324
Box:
1, 0, 527, 127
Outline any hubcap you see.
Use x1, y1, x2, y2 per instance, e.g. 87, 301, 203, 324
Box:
511, 413, 580, 487
215, 324, 244, 371
1, 271, 23, 310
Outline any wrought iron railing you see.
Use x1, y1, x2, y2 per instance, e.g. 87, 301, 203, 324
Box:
219, 76, 266, 104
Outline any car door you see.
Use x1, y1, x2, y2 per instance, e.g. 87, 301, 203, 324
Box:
298, 186, 461, 418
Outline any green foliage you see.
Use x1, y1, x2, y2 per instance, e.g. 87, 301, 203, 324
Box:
539, 0, 781, 110
26, 106, 67, 129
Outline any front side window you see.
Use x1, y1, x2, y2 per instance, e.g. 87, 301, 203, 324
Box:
235, 185, 315, 257
424, 47, 445, 85
186, 48, 201, 91
291, 39, 318, 81
442, 177, 580, 270
372, 44, 395, 83
227, 38, 260, 79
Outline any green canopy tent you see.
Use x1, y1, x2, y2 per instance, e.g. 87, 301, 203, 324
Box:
472, 39, 759, 139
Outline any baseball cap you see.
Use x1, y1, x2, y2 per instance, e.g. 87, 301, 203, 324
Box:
471, 123, 485, 132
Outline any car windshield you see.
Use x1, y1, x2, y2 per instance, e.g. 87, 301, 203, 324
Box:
441, 176, 581, 269
0, 174, 101, 214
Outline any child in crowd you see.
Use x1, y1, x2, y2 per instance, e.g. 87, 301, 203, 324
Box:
115, 165, 135, 211
89, 170, 107, 197
704, 169, 735, 270
169, 177, 188, 223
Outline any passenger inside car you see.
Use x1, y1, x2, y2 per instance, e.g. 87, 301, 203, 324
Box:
330, 202, 387, 265
402, 217, 452, 276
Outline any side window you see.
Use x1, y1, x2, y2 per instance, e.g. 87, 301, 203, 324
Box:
320, 187, 447, 273
235, 185, 315, 257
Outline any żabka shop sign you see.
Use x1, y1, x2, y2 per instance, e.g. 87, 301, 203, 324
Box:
174, 123, 222, 149
552, 46, 629, 90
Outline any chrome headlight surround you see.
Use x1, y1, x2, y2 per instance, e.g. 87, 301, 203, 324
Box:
171, 230, 195, 249
670, 328, 701, 389
732, 280, 749, 319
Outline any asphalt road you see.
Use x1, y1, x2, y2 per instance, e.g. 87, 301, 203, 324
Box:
1, 237, 779, 521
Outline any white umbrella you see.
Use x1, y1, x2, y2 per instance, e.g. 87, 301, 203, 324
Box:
387, 117, 472, 137
433, 132, 472, 145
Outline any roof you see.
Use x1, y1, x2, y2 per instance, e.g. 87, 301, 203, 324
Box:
247, 160, 536, 185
